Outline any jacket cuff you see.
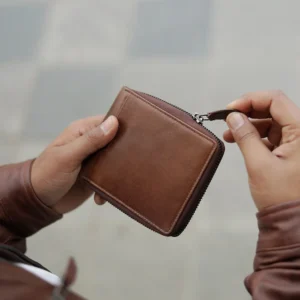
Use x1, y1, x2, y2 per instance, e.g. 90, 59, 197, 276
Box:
256, 200, 300, 252
0, 160, 62, 237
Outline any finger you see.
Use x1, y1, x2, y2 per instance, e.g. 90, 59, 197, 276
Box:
226, 112, 273, 172
224, 132, 275, 150
224, 131, 275, 150
267, 120, 282, 146
262, 139, 275, 151
52, 115, 105, 146
223, 119, 273, 143
64, 116, 118, 162
227, 90, 300, 126
94, 194, 106, 205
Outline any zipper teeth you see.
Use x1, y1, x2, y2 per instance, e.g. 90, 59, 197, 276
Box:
142, 91, 224, 152
142, 91, 224, 155
178, 136, 224, 234
173, 115, 224, 235
142, 91, 224, 235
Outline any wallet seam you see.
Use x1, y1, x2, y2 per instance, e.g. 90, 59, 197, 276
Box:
87, 88, 217, 234
115, 93, 129, 118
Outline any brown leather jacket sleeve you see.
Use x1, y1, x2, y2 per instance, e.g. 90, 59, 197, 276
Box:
0, 160, 62, 253
245, 200, 300, 299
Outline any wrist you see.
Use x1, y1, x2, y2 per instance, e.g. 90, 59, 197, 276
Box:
0, 159, 62, 237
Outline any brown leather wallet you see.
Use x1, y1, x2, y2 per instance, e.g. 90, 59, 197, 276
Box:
81, 87, 236, 236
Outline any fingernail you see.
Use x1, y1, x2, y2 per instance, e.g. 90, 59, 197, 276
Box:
100, 116, 115, 135
227, 112, 244, 130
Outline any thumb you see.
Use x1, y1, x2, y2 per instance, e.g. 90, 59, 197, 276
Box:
67, 116, 119, 162
226, 112, 272, 171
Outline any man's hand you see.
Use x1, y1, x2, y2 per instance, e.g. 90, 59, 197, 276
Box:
31, 115, 118, 214
224, 90, 300, 211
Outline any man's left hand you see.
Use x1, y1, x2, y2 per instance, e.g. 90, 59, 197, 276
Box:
31, 115, 118, 214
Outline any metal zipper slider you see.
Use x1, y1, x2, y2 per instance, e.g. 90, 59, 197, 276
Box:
192, 113, 209, 124
192, 109, 240, 124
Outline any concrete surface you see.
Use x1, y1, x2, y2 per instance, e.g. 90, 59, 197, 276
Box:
1, 0, 300, 299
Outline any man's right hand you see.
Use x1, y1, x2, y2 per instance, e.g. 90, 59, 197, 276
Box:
223, 90, 300, 211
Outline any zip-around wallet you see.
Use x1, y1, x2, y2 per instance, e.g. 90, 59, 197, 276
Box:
80, 87, 236, 236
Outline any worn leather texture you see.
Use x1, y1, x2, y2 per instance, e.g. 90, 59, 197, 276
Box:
81, 87, 224, 236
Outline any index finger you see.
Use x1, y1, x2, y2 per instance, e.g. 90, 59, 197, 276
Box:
227, 90, 300, 126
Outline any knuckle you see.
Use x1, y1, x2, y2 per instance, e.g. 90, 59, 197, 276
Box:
240, 92, 250, 100
282, 123, 298, 133
294, 129, 300, 139
236, 130, 257, 144
85, 129, 102, 145
272, 89, 287, 100
282, 123, 300, 142
77, 126, 86, 137
68, 119, 84, 129
69, 119, 100, 136
77, 125, 92, 137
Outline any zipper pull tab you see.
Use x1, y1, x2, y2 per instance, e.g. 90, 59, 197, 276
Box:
193, 109, 240, 124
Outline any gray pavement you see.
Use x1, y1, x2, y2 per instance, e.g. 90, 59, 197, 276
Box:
1, 0, 300, 299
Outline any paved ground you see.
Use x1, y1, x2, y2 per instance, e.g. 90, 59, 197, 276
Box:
1, 0, 300, 299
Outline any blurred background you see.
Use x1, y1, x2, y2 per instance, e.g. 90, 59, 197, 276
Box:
0, 0, 299, 299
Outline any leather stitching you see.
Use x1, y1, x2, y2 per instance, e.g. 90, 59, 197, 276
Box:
87, 88, 217, 234
115, 94, 129, 118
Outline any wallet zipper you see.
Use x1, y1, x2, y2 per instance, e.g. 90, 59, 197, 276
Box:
192, 113, 210, 124
142, 92, 223, 143
143, 93, 225, 234
143, 93, 209, 124
142, 92, 224, 147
